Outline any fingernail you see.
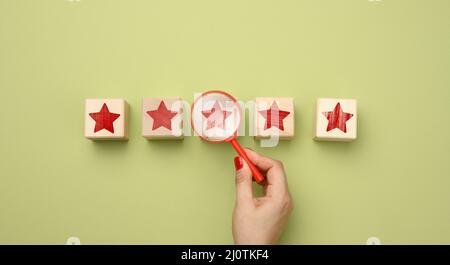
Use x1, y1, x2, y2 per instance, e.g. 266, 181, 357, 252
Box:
234, 156, 243, 170
246, 147, 254, 151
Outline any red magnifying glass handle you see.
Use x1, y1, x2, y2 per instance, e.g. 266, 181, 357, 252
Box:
230, 139, 265, 184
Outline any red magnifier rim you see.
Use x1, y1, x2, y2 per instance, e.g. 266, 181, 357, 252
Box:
190, 90, 242, 143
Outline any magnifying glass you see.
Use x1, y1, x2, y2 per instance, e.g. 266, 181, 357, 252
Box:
191, 90, 265, 184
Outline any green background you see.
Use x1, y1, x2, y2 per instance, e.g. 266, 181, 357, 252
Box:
1, 0, 449, 244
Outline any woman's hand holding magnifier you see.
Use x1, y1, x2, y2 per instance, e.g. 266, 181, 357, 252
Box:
232, 148, 294, 245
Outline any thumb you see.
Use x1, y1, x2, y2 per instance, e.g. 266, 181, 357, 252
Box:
234, 156, 253, 204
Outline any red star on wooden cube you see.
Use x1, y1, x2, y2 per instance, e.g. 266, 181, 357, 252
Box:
322, 102, 354, 133
146, 101, 178, 130
85, 99, 128, 140
314, 98, 357, 141
142, 98, 183, 139
89, 103, 121, 133
254, 98, 294, 140
258, 101, 291, 131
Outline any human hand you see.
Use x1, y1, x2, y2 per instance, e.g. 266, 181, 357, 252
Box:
232, 148, 294, 245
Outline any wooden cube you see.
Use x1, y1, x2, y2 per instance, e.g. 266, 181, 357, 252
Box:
142, 98, 184, 139
314, 98, 357, 141
85, 99, 129, 140
254, 97, 294, 140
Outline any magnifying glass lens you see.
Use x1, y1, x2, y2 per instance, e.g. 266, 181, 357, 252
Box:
191, 92, 241, 142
